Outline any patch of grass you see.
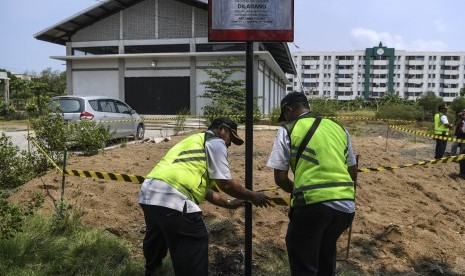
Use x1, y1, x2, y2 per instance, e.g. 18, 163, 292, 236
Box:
0, 119, 29, 131
0, 211, 144, 275
338, 109, 376, 118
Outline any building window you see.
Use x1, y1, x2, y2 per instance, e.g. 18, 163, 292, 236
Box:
126, 44, 190, 53
195, 43, 245, 52
73, 46, 119, 55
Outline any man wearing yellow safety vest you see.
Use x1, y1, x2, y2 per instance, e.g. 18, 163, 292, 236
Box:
139, 117, 270, 276
434, 103, 452, 159
267, 92, 358, 275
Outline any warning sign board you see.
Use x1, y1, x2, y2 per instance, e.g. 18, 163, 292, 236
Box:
209, 0, 294, 42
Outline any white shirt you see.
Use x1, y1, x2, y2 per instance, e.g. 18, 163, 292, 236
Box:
440, 114, 449, 125
138, 131, 232, 213
267, 118, 356, 213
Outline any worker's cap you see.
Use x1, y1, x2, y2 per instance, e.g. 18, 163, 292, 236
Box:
438, 103, 448, 111
278, 92, 309, 122
210, 117, 244, 145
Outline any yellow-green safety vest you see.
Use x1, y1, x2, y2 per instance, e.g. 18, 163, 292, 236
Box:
434, 113, 449, 135
146, 132, 218, 204
284, 114, 355, 207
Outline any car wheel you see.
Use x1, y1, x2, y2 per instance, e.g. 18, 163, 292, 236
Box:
136, 124, 145, 140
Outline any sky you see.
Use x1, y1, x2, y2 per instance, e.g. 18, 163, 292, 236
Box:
1, 0, 464, 74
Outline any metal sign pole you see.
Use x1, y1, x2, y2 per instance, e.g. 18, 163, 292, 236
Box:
244, 41, 254, 276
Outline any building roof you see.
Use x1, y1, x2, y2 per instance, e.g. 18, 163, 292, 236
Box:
34, 0, 295, 74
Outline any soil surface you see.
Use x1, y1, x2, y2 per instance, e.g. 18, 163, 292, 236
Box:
9, 120, 465, 275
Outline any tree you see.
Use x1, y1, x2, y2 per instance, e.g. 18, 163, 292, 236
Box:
199, 56, 260, 122
416, 92, 443, 120
460, 84, 465, 97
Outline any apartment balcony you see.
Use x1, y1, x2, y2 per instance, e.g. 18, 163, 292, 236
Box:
302, 77, 319, 82
302, 60, 319, 65
444, 60, 460, 66
406, 78, 423, 84
441, 80, 460, 85
405, 87, 423, 93
336, 77, 352, 82
407, 60, 425, 66
372, 87, 388, 92
338, 69, 353, 74
338, 95, 355, 100
337, 86, 352, 92
407, 69, 424, 74
337, 60, 354, 65
443, 70, 459, 75
373, 69, 388, 74
443, 87, 458, 93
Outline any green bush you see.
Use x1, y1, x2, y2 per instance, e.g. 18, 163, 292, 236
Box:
0, 198, 24, 240
416, 92, 443, 121
0, 100, 15, 117
30, 111, 67, 164
309, 97, 338, 117
0, 133, 42, 189
31, 111, 112, 157
375, 104, 425, 121
0, 191, 43, 240
67, 121, 112, 155
268, 106, 282, 125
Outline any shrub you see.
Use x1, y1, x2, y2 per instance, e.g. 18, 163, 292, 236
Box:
416, 92, 443, 121
375, 104, 425, 121
0, 133, 41, 189
0, 198, 24, 240
30, 111, 67, 163
309, 97, 338, 117
0, 100, 15, 117
67, 121, 112, 155
30, 110, 112, 157
0, 191, 43, 240
268, 106, 282, 125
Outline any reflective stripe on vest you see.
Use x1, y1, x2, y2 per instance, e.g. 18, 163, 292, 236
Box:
284, 114, 355, 206
146, 132, 217, 204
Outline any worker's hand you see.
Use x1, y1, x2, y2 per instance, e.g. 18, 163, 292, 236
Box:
250, 191, 272, 208
226, 198, 246, 209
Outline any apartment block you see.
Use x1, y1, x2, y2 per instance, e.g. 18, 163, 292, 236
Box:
288, 43, 465, 102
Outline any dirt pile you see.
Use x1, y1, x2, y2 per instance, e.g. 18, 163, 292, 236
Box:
10, 122, 465, 275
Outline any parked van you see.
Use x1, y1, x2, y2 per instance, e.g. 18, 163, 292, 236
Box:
49, 96, 145, 140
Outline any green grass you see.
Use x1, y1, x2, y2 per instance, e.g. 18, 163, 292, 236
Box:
337, 109, 376, 118
0, 211, 144, 276
0, 118, 29, 131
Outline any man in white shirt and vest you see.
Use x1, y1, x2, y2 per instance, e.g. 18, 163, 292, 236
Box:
139, 117, 270, 276
434, 103, 452, 159
267, 92, 358, 275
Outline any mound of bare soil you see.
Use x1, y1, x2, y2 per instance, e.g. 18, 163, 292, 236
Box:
10, 122, 465, 275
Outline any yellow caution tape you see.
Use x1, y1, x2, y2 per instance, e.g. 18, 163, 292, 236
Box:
30, 139, 63, 173
389, 125, 465, 142
358, 154, 465, 172
64, 169, 145, 184
329, 116, 415, 124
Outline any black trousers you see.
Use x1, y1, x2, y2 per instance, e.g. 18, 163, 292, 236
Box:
435, 138, 448, 159
286, 203, 355, 276
140, 204, 208, 276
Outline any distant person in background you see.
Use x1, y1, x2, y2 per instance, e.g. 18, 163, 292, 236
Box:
434, 103, 452, 159
450, 109, 465, 156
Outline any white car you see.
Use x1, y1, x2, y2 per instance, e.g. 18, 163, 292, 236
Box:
49, 96, 145, 140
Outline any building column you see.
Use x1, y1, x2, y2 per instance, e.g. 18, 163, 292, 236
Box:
4, 79, 9, 103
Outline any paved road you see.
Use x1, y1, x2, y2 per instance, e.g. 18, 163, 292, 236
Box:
2, 129, 173, 152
